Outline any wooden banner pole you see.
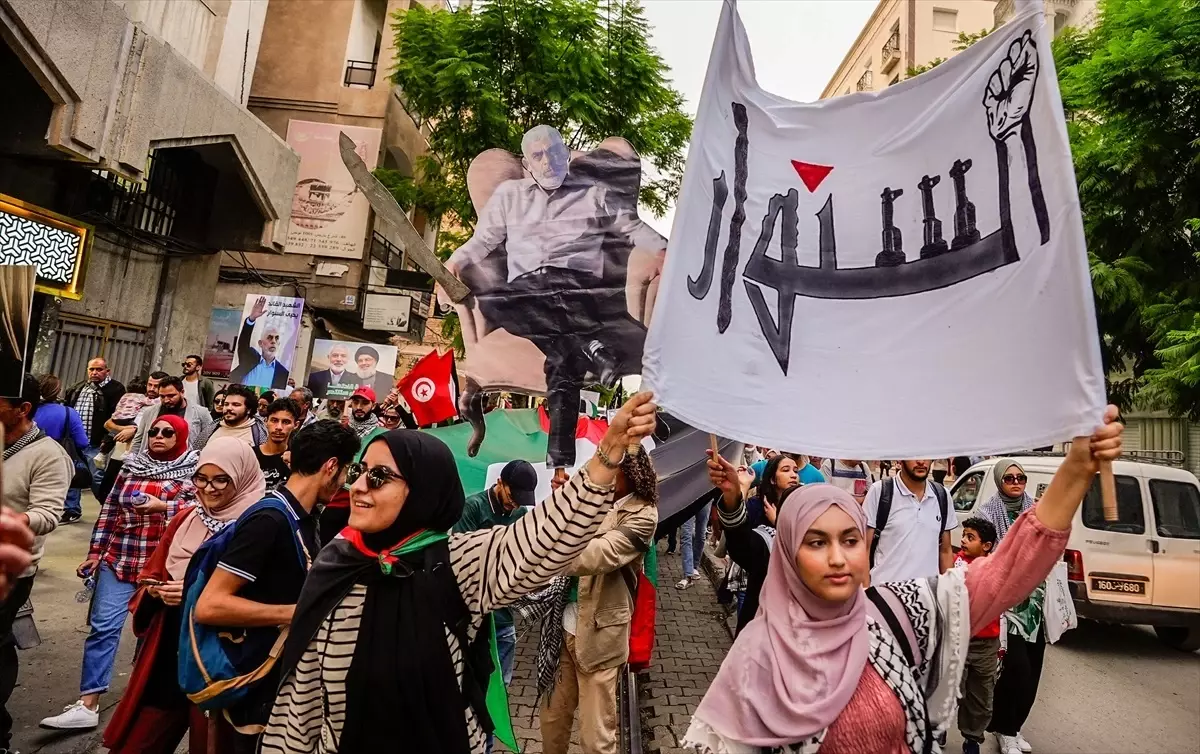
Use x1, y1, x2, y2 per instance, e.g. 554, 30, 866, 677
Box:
1100, 459, 1118, 522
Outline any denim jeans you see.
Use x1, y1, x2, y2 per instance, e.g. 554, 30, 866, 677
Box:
680, 502, 711, 577
64, 444, 102, 515
80, 563, 136, 695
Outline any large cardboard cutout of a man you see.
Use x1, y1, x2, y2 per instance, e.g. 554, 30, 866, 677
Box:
440, 125, 667, 472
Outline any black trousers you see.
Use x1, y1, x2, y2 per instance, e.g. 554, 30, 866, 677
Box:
0, 575, 36, 747
988, 627, 1046, 736
479, 267, 646, 467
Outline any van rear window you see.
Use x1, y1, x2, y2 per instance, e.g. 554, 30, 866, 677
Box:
1081, 475, 1144, 534
1149, 480, 1200, 540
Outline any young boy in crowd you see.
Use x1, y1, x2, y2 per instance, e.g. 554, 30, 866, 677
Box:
955, 517, 1001, 754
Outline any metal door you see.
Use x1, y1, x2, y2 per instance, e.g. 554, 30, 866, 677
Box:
47, 314, 148, 386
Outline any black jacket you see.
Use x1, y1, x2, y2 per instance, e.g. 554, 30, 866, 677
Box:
65, 379, 126, 446
722, 502, 772, 636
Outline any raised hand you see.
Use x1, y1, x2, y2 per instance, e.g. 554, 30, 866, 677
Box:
249, 295, 268, 322
601, 392, 657, 454
707, 451, 742, 510
1066, 404, 1123, 475
983, 30, 1040, 142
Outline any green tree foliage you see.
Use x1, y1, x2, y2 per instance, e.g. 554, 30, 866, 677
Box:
1054, 0, 1200, 416
376, 0, 690, 352
380, 0, 690, 227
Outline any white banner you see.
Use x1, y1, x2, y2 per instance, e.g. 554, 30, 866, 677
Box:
643, 0, 1106, 459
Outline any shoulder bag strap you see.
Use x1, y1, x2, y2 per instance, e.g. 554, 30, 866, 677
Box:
870, 478, 894, 569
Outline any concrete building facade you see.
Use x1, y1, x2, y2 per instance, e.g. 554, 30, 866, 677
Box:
821, 0, 998, 98
223, 0, 445, 389
1, 0, 299, 387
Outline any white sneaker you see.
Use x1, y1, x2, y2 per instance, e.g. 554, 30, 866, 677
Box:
39, 700, 99, 730
1014, 732, 1033, 753
995, 734, 1022, 754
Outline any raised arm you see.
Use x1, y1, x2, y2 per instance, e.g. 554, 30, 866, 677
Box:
964, 406, 1123, 634
708, 453, 771, 573
453, 392, 659, 614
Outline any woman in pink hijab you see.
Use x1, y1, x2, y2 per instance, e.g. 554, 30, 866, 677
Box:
104, 438, 266, 753
683, 407, 1124, 754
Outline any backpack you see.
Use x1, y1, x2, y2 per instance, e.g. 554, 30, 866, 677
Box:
44, 404, 91, 489
178, 493, 309, 723
868, 478, 950, 570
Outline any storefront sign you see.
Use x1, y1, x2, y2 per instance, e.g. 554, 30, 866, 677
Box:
285, 121, 383, 259
0, 194, 89, 300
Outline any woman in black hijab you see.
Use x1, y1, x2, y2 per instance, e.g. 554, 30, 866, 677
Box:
260, 393, 660, 753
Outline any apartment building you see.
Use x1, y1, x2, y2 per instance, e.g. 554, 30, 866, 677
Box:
217, 0, 446, 381
1, 0, 298, 384
821, 0, 998, 98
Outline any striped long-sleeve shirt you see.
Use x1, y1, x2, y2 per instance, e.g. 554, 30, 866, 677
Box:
260, 466, 616, 754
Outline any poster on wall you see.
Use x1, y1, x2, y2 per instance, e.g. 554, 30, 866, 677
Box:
436, 124, 668, 469
641, 1, 1106, 458
202, 307, 244, 379
227, 294, 304, 390
0, 265, 35, 398
362, 292, 412, 332
306, 338, 398, 399
285, 120, 383, 259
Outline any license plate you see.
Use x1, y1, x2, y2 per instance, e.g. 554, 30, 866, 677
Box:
1091, 577, 1146, 595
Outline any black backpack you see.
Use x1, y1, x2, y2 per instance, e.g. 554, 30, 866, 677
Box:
868, 477, 950, 569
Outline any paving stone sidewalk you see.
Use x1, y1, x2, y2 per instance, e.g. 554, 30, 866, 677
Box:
639, 541, 733, 754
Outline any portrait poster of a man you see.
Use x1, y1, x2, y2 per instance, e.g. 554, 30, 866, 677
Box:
438, 124, 668, 472
306, 338, 398, 399
227, 294, 304, 390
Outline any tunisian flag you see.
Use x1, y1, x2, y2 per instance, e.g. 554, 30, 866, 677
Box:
398, 350, 458, 427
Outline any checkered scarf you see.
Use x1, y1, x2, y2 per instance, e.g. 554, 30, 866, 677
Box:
74, 378, 109, 434
3, 425, 43, 460
509, 576, 572, 698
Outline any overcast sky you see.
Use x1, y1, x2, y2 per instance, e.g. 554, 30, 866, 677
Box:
638, 0, 877, 234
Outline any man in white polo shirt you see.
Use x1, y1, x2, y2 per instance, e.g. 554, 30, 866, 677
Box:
863, 459, 956, 584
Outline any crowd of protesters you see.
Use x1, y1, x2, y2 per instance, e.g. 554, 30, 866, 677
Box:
0, 357, 1124, 754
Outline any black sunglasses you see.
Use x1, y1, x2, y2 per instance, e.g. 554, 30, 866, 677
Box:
147, 427, 176, 438
1002, 474, 1028, 484
346, 462, 405, 489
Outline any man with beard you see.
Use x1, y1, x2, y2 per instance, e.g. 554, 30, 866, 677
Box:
255, 398, 298, 490
863, 459, 956, 584
346, 386, 379, 439
128, 376, 210, 453
228, 297, 291, 390
441, 124, 665, 478
195, 384, 267, 449
306, 343, 360, 398
195, 420, 360, 751
180, 354, 216, 410
352, 346, 394, 398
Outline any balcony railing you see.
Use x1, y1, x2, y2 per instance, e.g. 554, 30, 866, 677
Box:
881, 31, 900, 71
344, 59, 378, 89
856, 70, 874, 92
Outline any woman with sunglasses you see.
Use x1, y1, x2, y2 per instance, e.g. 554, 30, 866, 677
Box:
42, 415, 199, 732
682, 412, 1123, 754
978, 460, 1044, 754
103, 437, 265, 753
260, 392, 660, 754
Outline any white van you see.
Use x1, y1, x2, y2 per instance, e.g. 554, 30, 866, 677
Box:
949, 453, 1200, 651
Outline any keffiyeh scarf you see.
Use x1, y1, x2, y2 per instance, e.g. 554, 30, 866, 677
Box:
121, 449, 200, 482
3, 425, 43, 460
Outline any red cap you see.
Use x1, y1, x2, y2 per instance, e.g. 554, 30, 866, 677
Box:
350, 385, 377, 403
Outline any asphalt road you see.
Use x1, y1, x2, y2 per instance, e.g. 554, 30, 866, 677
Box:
947, 620, 1200, 754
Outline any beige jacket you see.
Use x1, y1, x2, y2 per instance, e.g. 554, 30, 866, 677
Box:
3, 435, 71, 576
567, 493, 658, 673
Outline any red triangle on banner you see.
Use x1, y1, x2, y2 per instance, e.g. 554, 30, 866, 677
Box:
791, 160, 834, 193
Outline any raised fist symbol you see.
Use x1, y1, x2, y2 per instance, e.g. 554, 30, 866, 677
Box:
983, 30, 1040, 141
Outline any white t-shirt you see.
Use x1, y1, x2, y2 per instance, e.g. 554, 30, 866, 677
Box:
819, 460, 874, 498
863, 477, 958, 584
183, 377, 200, 408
